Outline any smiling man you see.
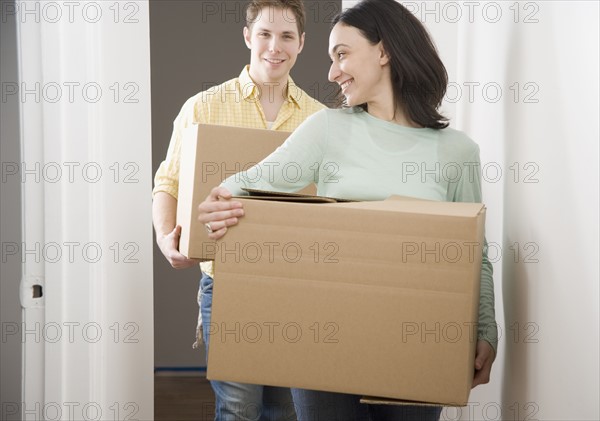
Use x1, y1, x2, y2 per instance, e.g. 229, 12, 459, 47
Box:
152, 1, 324, 420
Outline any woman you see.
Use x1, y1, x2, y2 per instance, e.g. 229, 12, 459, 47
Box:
199, 0, 497, 419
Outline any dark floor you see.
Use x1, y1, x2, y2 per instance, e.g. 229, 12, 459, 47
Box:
155, 375, 216, 421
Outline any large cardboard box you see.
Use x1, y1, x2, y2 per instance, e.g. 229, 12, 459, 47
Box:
177, 124, 315, 260
206, 193, 486, 406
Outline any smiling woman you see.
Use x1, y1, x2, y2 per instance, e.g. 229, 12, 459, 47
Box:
198, 0, 498, 420
327, 0, 448, 129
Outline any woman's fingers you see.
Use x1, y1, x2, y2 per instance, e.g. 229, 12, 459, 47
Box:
198, 202, 244, 225
197, 187, 244, 240
210, 186, 233, 201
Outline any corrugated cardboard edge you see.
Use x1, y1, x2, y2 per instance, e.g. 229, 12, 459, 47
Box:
360, 396, 464, 407
242, 188, 353, 202
177, 125, 200, 258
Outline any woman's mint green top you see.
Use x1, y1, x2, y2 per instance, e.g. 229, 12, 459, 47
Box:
223, 107, 497, 352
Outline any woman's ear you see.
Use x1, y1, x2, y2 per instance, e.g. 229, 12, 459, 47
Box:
378, 42, 390, 66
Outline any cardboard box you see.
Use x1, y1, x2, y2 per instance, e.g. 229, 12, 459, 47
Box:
206, 193, 486, 406
177, 124, 315, 260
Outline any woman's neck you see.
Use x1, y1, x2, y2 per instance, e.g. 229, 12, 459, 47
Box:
367, 102, 422, 128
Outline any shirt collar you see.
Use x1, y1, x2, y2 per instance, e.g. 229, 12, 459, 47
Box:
239, 65, 301, 107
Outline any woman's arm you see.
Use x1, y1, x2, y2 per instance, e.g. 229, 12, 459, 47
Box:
453, 144, 498, 387
222, 110, 329, 195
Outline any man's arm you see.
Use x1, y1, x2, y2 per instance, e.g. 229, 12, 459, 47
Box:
153, 191, 199, 269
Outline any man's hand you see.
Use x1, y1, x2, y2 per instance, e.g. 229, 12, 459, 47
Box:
156, 225, 200, 269
472, 339, 495, 388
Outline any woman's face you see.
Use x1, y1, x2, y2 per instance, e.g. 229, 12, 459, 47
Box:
328, 23, 390, 107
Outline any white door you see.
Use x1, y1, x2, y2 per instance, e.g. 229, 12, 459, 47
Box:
16, 1, 154, 419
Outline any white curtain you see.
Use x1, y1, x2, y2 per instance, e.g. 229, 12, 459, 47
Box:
16, 1, 155, 419
454, 2, 598, 419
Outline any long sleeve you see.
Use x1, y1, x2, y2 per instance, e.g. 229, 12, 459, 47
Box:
453, 145, 498, 353
153, 95, 200, 199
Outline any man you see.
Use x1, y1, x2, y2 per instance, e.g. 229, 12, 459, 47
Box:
152, 1, 325, 419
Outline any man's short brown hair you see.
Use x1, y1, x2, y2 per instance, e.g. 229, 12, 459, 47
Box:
246, 0, 306, 35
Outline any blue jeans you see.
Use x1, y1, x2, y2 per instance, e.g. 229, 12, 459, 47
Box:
291, 389, 442, 421
200, 273, 297, 421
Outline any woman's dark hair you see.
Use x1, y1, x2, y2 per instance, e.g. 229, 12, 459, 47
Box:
333, 0, 449, 129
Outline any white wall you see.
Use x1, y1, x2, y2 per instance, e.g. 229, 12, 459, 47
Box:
495, 2, 599, 419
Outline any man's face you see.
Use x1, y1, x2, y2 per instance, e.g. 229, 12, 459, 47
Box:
244, 7, 305, 86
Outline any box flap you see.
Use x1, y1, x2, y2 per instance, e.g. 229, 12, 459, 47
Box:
360, 396, 455, 407
241, 189, 484, 217
240, 195, 337, 203
241, 187, 354, 203
331, 196, 485, 218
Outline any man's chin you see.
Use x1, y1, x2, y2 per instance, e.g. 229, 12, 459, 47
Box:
263, 70, 290, 84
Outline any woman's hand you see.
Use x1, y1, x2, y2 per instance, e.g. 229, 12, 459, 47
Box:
472, 339, 496, 388
197, 186, 244, 240
156, 225, 200, 269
